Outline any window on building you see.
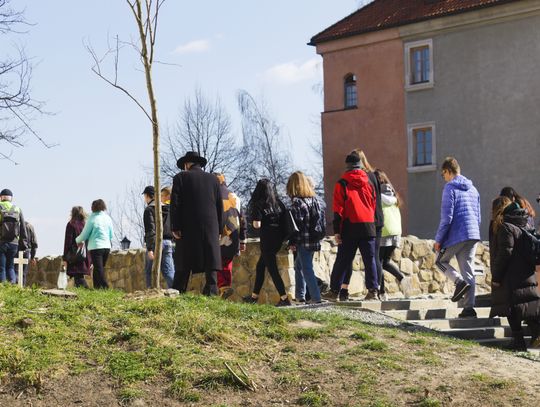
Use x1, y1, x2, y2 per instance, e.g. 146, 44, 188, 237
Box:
413, 128, 433, 166
408, 123, 436, 172
411, 46, 430, 84
405, 39, 434, 90
344, 74, 357, 109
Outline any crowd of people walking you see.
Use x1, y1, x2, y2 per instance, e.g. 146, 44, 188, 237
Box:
1, 148, 539, 350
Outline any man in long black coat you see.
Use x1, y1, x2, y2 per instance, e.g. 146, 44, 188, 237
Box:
170, 151, 223, 295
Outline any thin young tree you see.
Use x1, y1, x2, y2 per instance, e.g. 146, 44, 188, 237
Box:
86, 0, 166, 288
0, 0, 52, 163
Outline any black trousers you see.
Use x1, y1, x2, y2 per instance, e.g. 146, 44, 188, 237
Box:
253, 249, 286, 297
90, 249, 110, 289
379, 245, 404, 294
74, 275, 89, 288
342, 227, 383, 288
173, 269, 218, 296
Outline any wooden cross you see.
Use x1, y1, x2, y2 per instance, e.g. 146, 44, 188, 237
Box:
14, 251, 28, 288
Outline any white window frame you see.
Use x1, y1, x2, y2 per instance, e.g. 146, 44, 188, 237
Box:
405, 39, 434, 91
407, 122, 436, 173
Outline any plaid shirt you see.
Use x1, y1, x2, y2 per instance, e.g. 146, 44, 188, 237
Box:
289, 197, 322, 252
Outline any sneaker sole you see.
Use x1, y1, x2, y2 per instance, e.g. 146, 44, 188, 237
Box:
451, 284, 471, 302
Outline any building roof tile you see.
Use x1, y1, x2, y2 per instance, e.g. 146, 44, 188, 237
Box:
310, 0, 520, 45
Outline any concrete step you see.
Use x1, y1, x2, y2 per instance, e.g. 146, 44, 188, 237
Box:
385, 307, 492, 320
413, 318, 504, 330
341, 298, 459, 312
443, 326, 530, 340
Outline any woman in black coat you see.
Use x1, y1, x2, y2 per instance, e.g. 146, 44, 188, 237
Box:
170, 152, 223, 296
243, 179, 291, 307
62, 206, 92, 288
489, 197, 540, 351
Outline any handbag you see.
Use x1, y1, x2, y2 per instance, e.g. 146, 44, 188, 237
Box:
65, 245, 86, 264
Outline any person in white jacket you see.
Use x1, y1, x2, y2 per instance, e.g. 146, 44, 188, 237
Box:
375, 170, 413, 300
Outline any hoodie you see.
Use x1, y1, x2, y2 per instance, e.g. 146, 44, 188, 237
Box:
333, 170, 376, 238
435, 175, 481, 249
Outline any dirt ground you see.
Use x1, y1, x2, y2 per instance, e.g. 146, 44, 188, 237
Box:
1, 326, 538, 407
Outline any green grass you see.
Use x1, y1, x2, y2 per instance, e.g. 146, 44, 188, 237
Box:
417, 398, 441, 407
0, 284, 510, 406
470, 373, 512, 390
297, 390, 329, 406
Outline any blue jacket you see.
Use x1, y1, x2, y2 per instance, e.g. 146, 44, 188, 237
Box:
435, 175, 481, 249
75, 211, 114, 250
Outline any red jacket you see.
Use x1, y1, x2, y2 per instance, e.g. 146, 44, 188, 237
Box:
333, 170, 376, 238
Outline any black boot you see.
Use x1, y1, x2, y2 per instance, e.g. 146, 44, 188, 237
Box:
506, 331, 527, 352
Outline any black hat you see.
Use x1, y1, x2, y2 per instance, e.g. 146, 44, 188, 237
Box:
345, 151, 361, 164
177, 151, 207, 169
142, 186, 155, 196
0, 189, 13, 197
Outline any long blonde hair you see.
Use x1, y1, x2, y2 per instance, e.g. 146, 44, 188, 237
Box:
353, 149, 374, 172
286, 171, 316, 198
491, 196, 512, 234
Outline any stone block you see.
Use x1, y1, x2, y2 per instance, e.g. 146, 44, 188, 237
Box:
391, 248, 402, 262
411, 241, 432, 259
433, 269, 446, 283
476, 244, 485, 256
422, 253, 436, 270
401, 240, 412, 258
418, 270, 433, 283
400, 258, 414, 275
428, 282, 440, 293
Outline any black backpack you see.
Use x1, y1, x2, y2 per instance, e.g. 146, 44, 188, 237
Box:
518, 227, 540, 266
308, 198, 326, 241
0, 205, 21, 242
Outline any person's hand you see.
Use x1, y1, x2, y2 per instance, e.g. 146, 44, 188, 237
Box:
492, 282, 501, 288
77, 242, 84, 248
31, 258, 37, 267
434, 242, 441, 252
62, 261, 67, 269
148, 251, 154, 260
172, 231, 181, 240
240, 243, 247, 252
288, 245, 296, 252
90, 264, 94, 272
335, 234, 342, 245
253, 221, 261, 229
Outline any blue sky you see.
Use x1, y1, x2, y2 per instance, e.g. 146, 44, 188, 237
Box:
3, 0, 362, 256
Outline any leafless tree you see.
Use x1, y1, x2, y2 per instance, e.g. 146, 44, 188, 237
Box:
0, 0, 52, 164
109, 180, 148, 249
86, 0, 166, 288
162, 88, 243, 187
237, 90, 292, 200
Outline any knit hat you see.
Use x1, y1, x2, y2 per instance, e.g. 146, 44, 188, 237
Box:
0, 189, 13, 197
345, 152, 361, 169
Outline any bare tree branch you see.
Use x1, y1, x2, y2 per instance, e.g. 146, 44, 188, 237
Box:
1, 1, 52, 160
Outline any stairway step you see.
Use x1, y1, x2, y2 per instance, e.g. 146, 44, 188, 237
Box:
385, 307, 491, 321
341, 298, 458, 312
412, 318, 503, 330
443, 326, 530, 340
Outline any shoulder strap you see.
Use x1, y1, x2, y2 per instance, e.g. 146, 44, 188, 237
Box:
338, 179, 348, 202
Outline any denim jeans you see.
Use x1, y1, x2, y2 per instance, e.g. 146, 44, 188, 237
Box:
296, 246, 321, 302
294, 253, 306, 301
0, 242, 18, 283
145, 240, 175, 289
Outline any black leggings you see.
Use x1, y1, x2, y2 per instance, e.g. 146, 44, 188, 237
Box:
90, 249, 110, 289
253, 249, 286, 297
379, 245, 404, 294
74, 275, 89, 288
508, 311, 540, 335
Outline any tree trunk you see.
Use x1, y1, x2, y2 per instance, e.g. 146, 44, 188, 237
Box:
134, 0, 162, 289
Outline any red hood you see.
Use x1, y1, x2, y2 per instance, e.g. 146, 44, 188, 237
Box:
341, 169, 369, 188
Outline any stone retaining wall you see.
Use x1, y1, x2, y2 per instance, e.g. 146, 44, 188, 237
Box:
26, 236, 492, 303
